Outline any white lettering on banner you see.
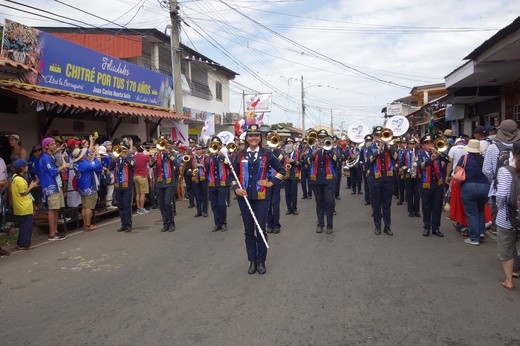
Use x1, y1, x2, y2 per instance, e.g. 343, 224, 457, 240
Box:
136, 95, 158, 103
62, 79, 84, 91
101, 57, 130, 77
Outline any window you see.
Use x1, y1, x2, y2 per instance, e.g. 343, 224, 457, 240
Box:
216, 81, 222, 101
514, 104, 520, 122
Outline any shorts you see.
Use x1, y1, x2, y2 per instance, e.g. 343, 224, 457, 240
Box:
134, 175, 149, 194
47, 191, 65, 210
497, 226, 519, 261
81, 193, 98, 210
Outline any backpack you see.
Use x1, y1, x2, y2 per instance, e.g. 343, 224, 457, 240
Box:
493, 141, 513, 189
504, 166, 520, 229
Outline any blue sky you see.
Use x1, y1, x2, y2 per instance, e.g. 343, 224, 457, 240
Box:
1, 0, 519, 130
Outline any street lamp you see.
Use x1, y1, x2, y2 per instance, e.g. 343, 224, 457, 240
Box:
301, 75, 322, 131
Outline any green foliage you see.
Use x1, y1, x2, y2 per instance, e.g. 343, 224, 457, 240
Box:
270, 122, 293, 130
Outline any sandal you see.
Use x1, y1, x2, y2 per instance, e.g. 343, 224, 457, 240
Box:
500, 281, 514, 290
83, 224, 97, 231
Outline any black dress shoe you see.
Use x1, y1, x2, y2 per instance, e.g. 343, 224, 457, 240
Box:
432, 230, 444, 237
423, 229, 430, 237
248, 261, 257, 275
383, 227, 393, 236
374, 228, 381, 235
285, 210, 293, 215
116, 227, 125, 232
316, 227, 323, 233
221, 225, 227, 232
351, 191, 356, 195
326, 228, 333, 234
302, 196, 308, 199
212, 225, 221, 232
257, 262, 266, 275
364, 201, 371, 205
168, 225, 176, 232
396, 202, 403, 205
266, 227, 273, 233
124, 227, 132, 233
358, 191, 363, 194
409, 213, 414, 217
194, 213, 202, 217
202, 213, 208, 217
414, 213, 421, 217
308, 195, 312, 199
336, 196, 341, 200
161, 225, 169, 232
292, 210, 299, 215
273, 228, 280, 234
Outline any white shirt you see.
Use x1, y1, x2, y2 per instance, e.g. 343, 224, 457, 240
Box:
246, 147, 259, 161
448, 145, 468, 176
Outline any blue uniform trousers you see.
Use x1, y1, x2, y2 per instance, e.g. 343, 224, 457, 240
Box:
209, 186, 227, 228
421, 185, 444, 232
334, 167, 342, 198
363, 171, 371, 203
349, 166, 362, 193
404, 178, 421, 214
238, 198, 268, 263
267, 183, 281, 229
284, 178, 299, 212
114, 187, 133, 229
155, 184, 175, 228
300, 169, 312, 198
369, 178, 394, 229
192, 180, 208, 215
311, 183, 335, 229
184, 174, 194, 206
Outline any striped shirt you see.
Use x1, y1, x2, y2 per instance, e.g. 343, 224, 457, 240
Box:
483, 142, 513, 196
496, 167, 513, 230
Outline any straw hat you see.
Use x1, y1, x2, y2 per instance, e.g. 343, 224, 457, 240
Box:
464, 139, 482, 154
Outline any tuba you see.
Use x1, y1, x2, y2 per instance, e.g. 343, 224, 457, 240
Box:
266, 132, 280, 148
307, 130, 318, 147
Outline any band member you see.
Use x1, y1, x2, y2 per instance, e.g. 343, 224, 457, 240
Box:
333, 136, 344, 199
299, 137, 312, 199
232, 124, 286, 275
266, 135, 284, 234
367, 126, 398, 236
400, 138, 421, 217
283, 137, 300, 215
396, 138, 406, 205
418, 134, 450, 237
185, 138, 197, 208
150, 139, 178, 232
304, 129, 338, 234
359, 134, 373, 205
208, 136, 229, 232
347, 141, 363, 195
192, 144, 209, 218
112, 145, 135, 233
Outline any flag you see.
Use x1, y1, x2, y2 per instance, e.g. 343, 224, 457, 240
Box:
427, 108, 435, 134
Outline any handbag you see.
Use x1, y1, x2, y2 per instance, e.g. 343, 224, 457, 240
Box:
452, 155, 467, 185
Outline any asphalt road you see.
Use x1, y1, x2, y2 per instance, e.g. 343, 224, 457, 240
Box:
1, 185, 520, 345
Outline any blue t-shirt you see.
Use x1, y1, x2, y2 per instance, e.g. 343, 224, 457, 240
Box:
457, 153, 489, 185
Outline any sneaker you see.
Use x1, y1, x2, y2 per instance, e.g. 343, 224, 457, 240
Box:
464, 239, 479, 246
513, 272, 519, 278
48, 233, 67, 241
136, 208, 146, 215
0, 248, 10, 256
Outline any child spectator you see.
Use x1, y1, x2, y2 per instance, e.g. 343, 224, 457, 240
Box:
11, 160, 38, 250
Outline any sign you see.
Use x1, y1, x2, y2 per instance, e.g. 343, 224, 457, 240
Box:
244, 93, 272, 112
386, 103, 403, 116
445, 105, 465, 121
1, 19, 173, 108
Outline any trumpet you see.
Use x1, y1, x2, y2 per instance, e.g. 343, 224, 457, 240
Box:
227, 142, 237, 153
284, 163, 292, 179
322, 137, 334, 151
380, 128, 393, 143
156, 138, 171, 151
266, 132, 280, 148
209, 141, 222, 154
112, 145, 128, 158
307, 130, 318, 147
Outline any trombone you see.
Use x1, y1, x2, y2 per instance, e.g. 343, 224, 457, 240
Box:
428, 135, 450, 156
112, 145, 129, 158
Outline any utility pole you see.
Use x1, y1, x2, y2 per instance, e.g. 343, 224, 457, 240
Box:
301, 75, 305, 131
169, 0, 183, 117
330, 109, 333, 136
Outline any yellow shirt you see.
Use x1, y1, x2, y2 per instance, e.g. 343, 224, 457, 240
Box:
11, 174, 33, 216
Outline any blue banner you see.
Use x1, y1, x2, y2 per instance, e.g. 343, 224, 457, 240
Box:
1, 20, 173, 108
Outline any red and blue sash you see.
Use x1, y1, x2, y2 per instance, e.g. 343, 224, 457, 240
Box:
114, 159, 129, 188
156, 153, 172, 183
373, 150, 394, 178
421, 157, 443, 189
239, 153, 268, 199
310, 150, 333, 181
209, 156, 227, 187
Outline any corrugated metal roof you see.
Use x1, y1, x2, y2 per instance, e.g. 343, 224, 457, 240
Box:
51, 33, 142, 59
0, 57, 37, 73
0, 82, 186, 120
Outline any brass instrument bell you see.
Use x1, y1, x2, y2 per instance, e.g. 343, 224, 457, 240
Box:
112, 145, 127, 158
380, 128, 394, 143
307, 130, 318, 147
266, 132, 280, 148
227, 142, 237, 153
156, 138, 170, 151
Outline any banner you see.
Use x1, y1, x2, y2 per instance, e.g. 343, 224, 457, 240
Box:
1, 19, 173, 108
244, 93, 272, 112
171, 122, 189, 145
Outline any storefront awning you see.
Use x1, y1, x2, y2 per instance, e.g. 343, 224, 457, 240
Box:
0, 82, 188, 120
